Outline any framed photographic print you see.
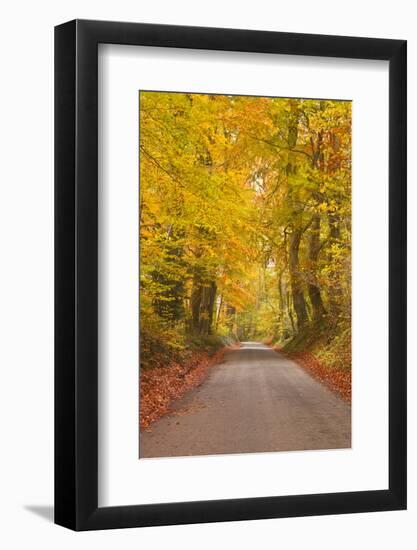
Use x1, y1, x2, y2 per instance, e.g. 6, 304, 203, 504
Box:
55, 19, 406, 530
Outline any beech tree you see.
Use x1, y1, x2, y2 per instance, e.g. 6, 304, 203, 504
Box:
139, 91, 351, 366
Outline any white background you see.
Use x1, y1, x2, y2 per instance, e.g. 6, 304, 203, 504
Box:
99, 46, 389, 506
0, 1, 415, 548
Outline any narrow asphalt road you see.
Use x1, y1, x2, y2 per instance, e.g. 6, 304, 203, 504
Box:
140, 342, 351, 458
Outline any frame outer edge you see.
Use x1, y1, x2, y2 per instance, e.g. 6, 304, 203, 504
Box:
54, 19, 407, 531
75, 19, 101, 529
54, 20, 77, 530
388, 40, 407, 509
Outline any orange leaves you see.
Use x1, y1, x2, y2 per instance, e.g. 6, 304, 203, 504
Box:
277, 348, 351, 402
139, 347, 227, 429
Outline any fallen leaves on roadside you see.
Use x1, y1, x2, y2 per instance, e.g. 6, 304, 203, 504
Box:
277, 348, 351, 402
140, 347, 230, 429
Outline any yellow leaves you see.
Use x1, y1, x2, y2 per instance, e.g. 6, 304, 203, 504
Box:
317, 200, 339, 214
139, 90, 351, 345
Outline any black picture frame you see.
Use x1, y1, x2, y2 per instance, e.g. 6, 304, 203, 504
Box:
55, 19, 407, 531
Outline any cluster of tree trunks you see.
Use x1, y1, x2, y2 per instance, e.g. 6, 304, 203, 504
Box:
280, 101, 344, 336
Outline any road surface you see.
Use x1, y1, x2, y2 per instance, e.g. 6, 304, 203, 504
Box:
140, 342, 351, 458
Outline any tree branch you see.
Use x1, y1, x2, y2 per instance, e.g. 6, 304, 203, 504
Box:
246, 132, 314, 160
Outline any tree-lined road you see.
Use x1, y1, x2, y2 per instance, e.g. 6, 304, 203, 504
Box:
140, 342, 351, 458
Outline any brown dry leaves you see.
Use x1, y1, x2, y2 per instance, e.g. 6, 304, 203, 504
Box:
278, 348, 351, 402
140, 347, 227, 429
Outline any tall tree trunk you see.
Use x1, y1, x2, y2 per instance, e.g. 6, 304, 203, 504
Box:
215, 294, 223, 330
198, 281, 217, 336
286, 102, 308, 333
306, 103, 327, 324
307, 213, 326, 322
190, 280, 202, 333
198, 284, 210, 336
289, 228, 308, 331
226, 304, 236, 333
287, 290, 296, 335
327, 213, 343, 320
277, 268, 285, 335
207, 281, 217, 334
